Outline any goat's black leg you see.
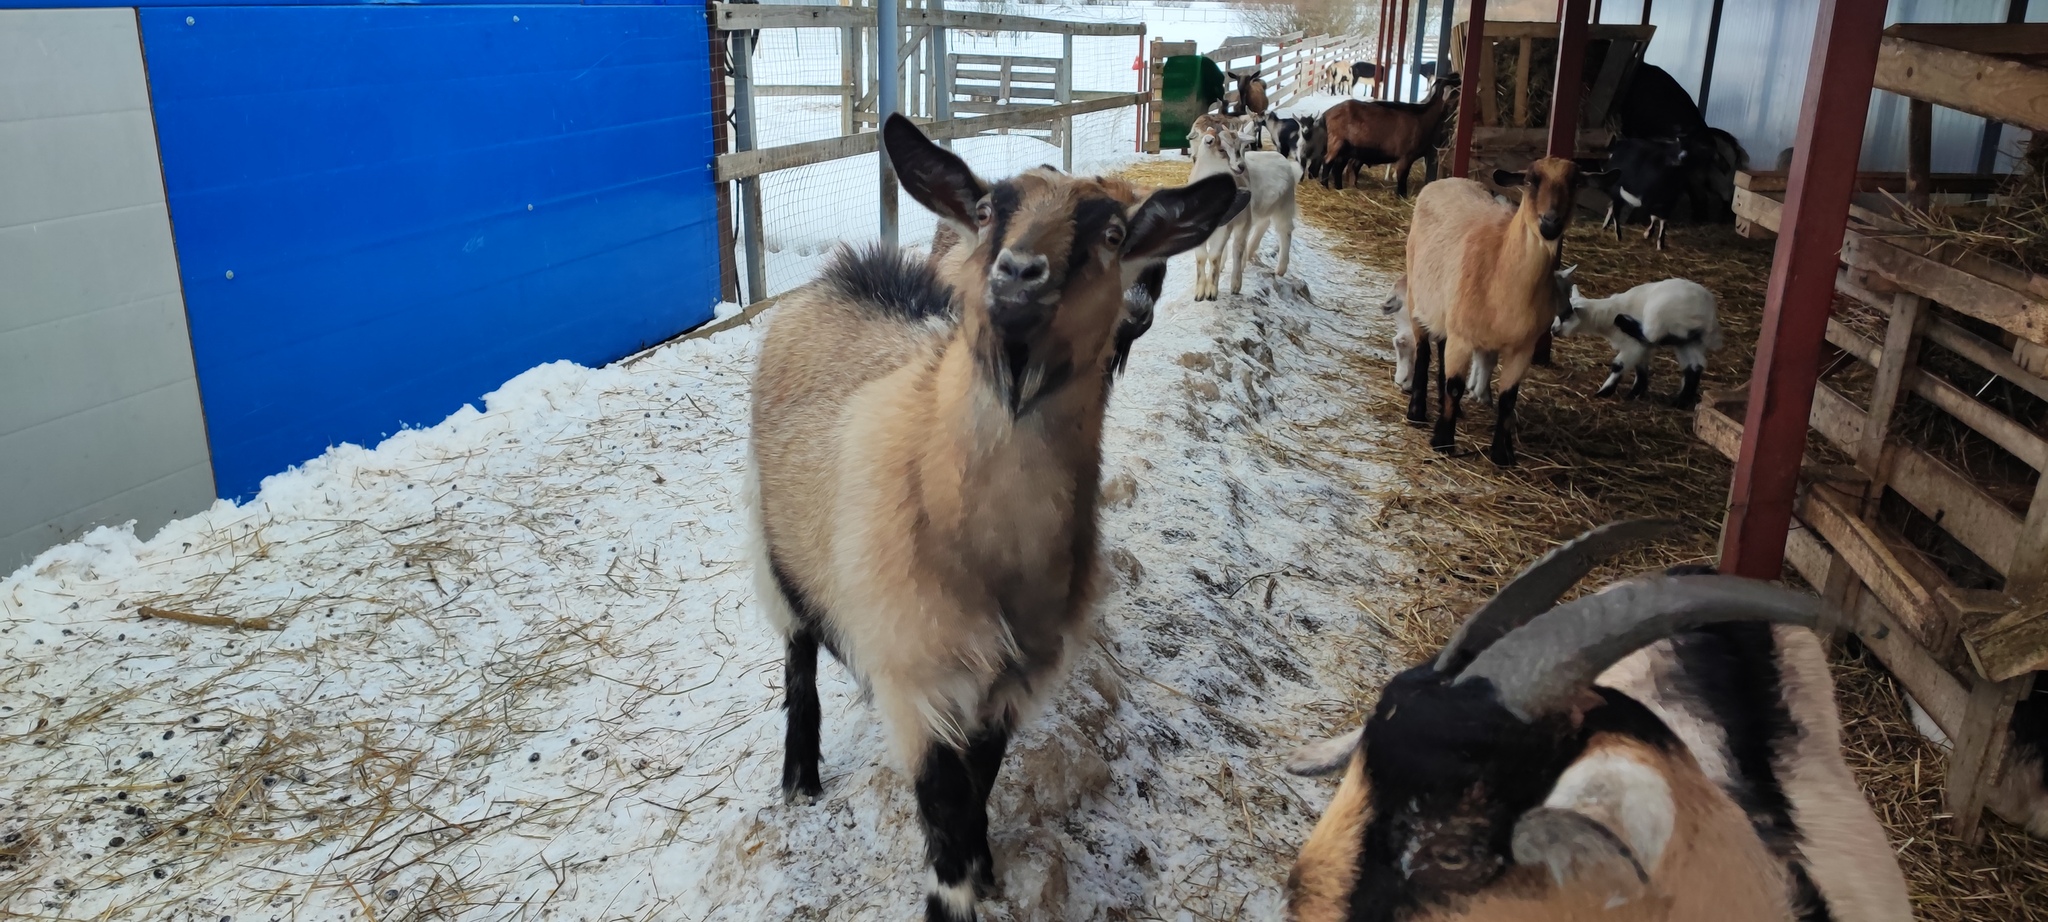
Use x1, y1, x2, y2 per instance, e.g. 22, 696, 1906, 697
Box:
1394, 158, 1412, 198
918, 740, 986, 922
964, 724, 1011, 896
1423, 152, 1438, 185
781, 629, 824, 801
1627, 364, 1652, 400
1488, 384, 1520, 466
1595, 360, 1624, 398
1674, 364, 1704, 408
1432, 339, 1463, 453
1406, 331, 1432, 425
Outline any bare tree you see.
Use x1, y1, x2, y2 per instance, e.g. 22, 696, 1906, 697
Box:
1232, 0, 1376, 38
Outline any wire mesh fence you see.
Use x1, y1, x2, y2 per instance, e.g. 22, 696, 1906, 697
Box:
729, 9, 1155, 300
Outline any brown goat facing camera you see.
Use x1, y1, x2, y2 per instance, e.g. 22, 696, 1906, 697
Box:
746, 114, 1240, 922
1402, 157, 1593, 466
1282, 521, 1913, 922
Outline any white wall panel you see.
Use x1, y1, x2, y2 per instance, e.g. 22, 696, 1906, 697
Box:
0, 9, 214, 573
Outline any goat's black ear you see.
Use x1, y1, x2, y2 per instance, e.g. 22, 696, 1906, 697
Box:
884, 114, 986, 228
1493, 169, 1527, 187
1122, 174, 1239, 263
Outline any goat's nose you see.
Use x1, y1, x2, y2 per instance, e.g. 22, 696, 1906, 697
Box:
992, 249, 1049, 289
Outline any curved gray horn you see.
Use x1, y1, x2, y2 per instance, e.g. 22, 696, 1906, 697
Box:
1433, 519, 1684, 674
1455, 575, 1822, 721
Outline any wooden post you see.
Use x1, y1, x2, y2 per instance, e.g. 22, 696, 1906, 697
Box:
1951, 674, 2033, 844
1719, 0, 1888, 581
878, 0, 899, 245
1547, 0, 1591, 160
709, 2, 740, 305
1640, 0, 1652, 25
1059, 33, 1074, 172
1395, 0, 1412, 102
732, 28, 768, 304
841, 26, 859, 136
1452, 0, 1487, 178
1513, 36, 1532, 127
1907, 99, 1934, 213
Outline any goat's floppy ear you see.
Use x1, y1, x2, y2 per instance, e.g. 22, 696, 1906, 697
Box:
1492, 169, 1527, 187
1511, 747, 1673, 902
1284, 726, 1363, 777
1122, 173, 1240, 264
884, 114, 986, 229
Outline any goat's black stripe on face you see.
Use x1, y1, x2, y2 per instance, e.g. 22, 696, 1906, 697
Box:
1347, 675, 1682, 922
1667, 623, 1803, 855
1065, 196, 1124, 282
984, 182, 1023, 269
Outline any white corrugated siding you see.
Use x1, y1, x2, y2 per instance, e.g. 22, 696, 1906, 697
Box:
1628, 0, 2038, 173
0, 9, 216, 572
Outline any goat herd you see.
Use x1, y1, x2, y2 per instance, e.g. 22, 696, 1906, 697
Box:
740, 112, 1916, 921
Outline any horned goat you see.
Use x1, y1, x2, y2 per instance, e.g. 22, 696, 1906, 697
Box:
1188, 122, 1302, 301
1553, 277, 1723, 407
1283, 521, 1913, 922
1318, 75, 1459, 196
1402, 159, 1593, 465
748, 114, 1239, 922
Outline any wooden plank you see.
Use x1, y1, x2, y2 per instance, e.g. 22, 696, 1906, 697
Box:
1889, 448, 2024, 577
1476, 20, 1656, 41
715, 91, 1148, 181
1513, 36, 1532, 128
1581, 34, 1641, 128
1964, 598, 2048, 682
1907, 99, 1934, 212
1478, 34, 1500, 127
1840, 233, 2048, 347
1885, 23, 2048, 57
953, 84, 1059, 101
1925, 316, 2048, 404
2014, 472, 2048, 596
1694, 399, 1744, 460
949, 53, 1062, 67
1857, 293, 1929, 476
1828, 316, 2048, 470
1800, 482, 1945, 642
711, 4, 1145, 37
1845, 582, 1972, 742
1875, 32, 2048, 134
1949, 673, 2032, 844
1735, 169, 2005, 195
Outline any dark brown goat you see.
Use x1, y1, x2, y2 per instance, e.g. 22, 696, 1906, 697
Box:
1319, 74, 1459, 196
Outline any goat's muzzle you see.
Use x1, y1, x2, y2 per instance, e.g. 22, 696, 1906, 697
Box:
990, 248, 1051, 304
1538, 216, 1566, 241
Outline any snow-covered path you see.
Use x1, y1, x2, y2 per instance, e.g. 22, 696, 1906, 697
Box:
1, 217, 1416, 922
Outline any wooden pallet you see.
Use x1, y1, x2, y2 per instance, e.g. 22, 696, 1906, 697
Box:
1447, 20, 1653, 164
1720, 35, 2048, 834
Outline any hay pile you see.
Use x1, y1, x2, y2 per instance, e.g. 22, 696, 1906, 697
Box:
1141, 156, 2048, 920
1889, 135, 2048, 276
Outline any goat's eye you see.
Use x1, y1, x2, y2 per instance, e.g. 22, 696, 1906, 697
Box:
1103, 224, 1125, 248
973, 201, 993, 227
1433, 848, 1470, 871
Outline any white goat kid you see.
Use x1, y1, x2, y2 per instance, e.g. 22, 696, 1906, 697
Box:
1553, 277, 1722, 408
1188, 125, 1302, 301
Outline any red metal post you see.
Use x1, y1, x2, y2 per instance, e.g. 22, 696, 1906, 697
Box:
1376, 0, 1393, 99
1547, 0, 1592, 159
1720, 0, 1888, 580
1395, 0, 1413, 102
1451, 0, 1487, 177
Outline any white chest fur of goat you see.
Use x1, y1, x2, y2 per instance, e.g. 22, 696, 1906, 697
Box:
1554, 277, 1722, 408
1187, 124, 1301, 301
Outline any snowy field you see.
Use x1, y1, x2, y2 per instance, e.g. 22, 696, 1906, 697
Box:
0, 210, 1418, 919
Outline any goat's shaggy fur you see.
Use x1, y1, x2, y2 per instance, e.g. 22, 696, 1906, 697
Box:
749, 114, 1238, 922
1402, 158, 1590, 465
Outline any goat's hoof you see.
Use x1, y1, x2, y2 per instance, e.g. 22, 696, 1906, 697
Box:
1397, 382, 1414, 395
1671, 394, 1701, 410
1594, 385, 1617, 398
973, 856, 1002, 899
1488, 445, 1518, 467
924, 893, 978, 922
781, 769, 823, 803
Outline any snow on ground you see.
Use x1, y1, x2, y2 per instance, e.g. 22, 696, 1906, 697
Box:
2, 189, 1418, 920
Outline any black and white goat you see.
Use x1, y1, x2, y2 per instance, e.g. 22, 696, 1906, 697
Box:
1284, 521, 1913, 922
1262, 111, 1307, 161
749, 114, 1239, 922
1552, 278, 1722, 408
1594, 138, 1692, 250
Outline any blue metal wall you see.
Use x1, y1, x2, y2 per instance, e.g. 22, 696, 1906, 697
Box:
137, 4, 716, 498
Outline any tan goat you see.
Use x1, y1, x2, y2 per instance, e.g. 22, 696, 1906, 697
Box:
1282, 522, 1912, 922
1402, 158, 1591, 466
748, 114, 1239, 922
